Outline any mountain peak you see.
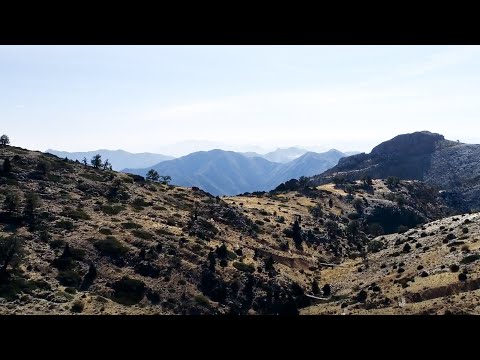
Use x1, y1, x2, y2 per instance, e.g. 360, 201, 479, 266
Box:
370, 131, 445, 157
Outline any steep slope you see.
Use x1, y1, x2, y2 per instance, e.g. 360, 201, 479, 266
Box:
126, 149, 346, 196
310, 131, 480, 211
46, 149, 174, 171
302, 212, 480, 315
124, 150, 279, 196
0, 145, 461, 315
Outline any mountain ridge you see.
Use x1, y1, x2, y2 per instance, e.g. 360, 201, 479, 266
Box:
309, 131, 480, 211
124, 148, 348, 195
46, 149, 174, 171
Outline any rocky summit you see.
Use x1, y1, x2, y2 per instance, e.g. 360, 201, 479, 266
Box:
310, 131, 480, 212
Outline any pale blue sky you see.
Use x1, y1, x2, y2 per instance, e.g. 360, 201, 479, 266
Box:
1, 45, 480, 156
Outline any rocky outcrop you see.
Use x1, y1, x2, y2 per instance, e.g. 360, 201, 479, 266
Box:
310, 131, 480, 211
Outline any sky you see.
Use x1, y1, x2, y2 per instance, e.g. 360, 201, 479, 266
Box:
1, 45, 480, 157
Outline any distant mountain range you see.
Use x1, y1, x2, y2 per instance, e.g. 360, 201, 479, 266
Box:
123, 149, 348, 195
45, 149, 174, 171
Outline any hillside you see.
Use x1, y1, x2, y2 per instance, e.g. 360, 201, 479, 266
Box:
125, 149, 347, 196
264, 150, 346, 190
46, 149, 174, 171
310, 131, 480, 211
302, 212, 480, 315
0, 144, 465, 315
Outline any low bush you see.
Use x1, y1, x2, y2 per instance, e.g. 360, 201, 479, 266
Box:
94, 237, 129, 258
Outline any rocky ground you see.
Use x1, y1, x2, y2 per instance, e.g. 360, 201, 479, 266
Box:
0, 145, 476, 315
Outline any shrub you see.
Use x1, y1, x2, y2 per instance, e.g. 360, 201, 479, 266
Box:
24, 192, 41, 218
101, 204, 126, 215
356, 290, 368, 302
367, 223, 384, 237
36, 160, 51, 175
71, 300, 84, 313
233, 262, 255, 273
461, 254, 480, 264
367, 240, 385, 253
111, 277, 146, 305
61, 208, 91, 221
122, 222, 143, 229
49, 239, 66, 249
55, 220, 74, 231
386, 176, 400, 188
194, 294, 211, 308
57, 270, 81, 287
99, 228, 113, 235
132, 197, 151, 209
402, 243, 411, 253
0, 236, 23, 277
94, 237, 129, 258
322, 284, 331, 297
449, 264, 460, 272
3, 191, 20, 213
347, 212, 360, 220
396, 195, 407, 207
265, 255, 274, 271
131, 229, 154, 240
458, 273, 467, 282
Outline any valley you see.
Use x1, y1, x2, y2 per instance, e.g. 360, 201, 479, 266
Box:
3, 132, 480, 315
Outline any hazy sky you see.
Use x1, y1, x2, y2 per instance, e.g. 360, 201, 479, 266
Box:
1, 45, 480, 156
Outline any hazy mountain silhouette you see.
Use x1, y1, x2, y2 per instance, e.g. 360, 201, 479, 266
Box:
124, 149, 347, 195
46, 149, 174, 171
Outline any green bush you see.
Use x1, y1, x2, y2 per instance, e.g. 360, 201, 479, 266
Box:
49, 239, 66, 249
461, 254, 480, 264
111, 276, 146, 305
94, 237, 129, 258
194, 294, 211, 308
99, 228, 113, 235
233, 262, 255, 273
100, 204, 126, 215
71, 300, 84, 313
55, 220, 74, 230
367, 240, 385, 253
121, 222, 143, 229
131, 229, 154, 240
61, 208, 91, 221
57, 270, 81, 287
